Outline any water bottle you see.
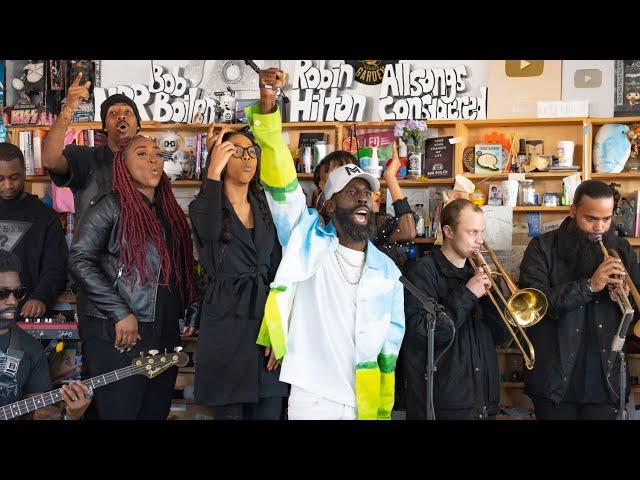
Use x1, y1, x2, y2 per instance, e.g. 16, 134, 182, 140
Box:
302, 146, 312, 174
415, 203, 426, 237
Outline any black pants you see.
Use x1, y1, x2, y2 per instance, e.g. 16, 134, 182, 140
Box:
532, 397, 617, 420
79, 312, 181, 420
82, 335, 178, 420
212, 396, 285, 420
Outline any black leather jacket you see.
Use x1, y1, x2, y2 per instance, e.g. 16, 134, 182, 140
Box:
69, 191, 163, 325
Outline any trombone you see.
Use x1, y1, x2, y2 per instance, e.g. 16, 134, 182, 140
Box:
468, 242, 548, 370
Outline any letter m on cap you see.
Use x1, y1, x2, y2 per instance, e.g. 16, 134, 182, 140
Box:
345, 166, 362, 176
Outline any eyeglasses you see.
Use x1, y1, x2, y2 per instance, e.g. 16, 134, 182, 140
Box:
232, 145, 260, 159
0, 287, 27, 301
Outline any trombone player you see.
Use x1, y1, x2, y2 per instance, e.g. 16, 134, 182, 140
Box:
403, 199, 510, 420
519, 180, 640, 420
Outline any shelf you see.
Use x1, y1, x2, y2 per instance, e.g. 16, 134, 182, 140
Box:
588, 117, 640, 125
632, 386, 640, 392
463, 171, 581, 180
460, 117, 586, 127
413, 237, 436, 244
25, 176, 50, 183
590, 172, 640, 179
395, 178, 455, 186
512, 206, 570, 212
501, 382, 524, 388
7, 121, 341, 132
626, 238, 640, 247
171, 180, 202, 187
345, 120, 457, 129
295, 173, 455, 187
25, 176, 202, 187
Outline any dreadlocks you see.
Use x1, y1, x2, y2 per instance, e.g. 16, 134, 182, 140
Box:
113, 136, 197, 306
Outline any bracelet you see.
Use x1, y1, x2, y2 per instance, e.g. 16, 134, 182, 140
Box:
586, 278, 594, 293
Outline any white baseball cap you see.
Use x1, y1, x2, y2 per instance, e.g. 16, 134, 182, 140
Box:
322, 164, 380, 202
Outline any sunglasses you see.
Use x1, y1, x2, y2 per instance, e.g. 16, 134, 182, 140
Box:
0, 287, 27, 301
231, 145, 260, 159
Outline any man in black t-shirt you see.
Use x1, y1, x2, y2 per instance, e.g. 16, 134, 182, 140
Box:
0, 143, 68, 319
0, 249, 91, 420
42, 73, 142, 220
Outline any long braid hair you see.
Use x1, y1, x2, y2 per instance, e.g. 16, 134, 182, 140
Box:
203, 130, 273, 249
113, 135, 197, 306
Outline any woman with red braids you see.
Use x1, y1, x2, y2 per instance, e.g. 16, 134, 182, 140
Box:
69, 135, 197, 420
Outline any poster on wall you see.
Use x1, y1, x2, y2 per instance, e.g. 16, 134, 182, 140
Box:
487, 60, 562, 118
562, 60, 614, 118
614, 60, 640, 117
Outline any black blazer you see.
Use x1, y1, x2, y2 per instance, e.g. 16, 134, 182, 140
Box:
189, 179, 287, 406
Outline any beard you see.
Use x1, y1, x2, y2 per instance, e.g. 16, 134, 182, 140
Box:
332, 206, 377, 243
0, 306, 18, 329
564, 218, 618, 278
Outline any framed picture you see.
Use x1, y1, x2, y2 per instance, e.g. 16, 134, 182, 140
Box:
526, 140, 544, 156
487, 183, 503, 205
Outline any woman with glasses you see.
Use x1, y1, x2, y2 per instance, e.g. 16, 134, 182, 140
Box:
189, 123, 288, 420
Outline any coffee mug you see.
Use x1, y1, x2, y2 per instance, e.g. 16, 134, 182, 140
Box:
557, 141, 575, 167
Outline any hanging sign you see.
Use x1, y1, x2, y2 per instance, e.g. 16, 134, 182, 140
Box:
378, 63, 487, 120
290, 61, 366, 122
93, 64, 218, 123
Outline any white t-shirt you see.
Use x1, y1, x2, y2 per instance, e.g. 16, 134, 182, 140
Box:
280, 243, 365, 407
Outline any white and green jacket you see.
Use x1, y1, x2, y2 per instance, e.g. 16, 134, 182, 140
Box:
247, 104, 406, 420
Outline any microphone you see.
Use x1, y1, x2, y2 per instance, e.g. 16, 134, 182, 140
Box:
243, 60, 290, 104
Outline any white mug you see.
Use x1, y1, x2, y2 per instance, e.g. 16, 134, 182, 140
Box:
557, 141, 575, 167
502, 180, 519, 207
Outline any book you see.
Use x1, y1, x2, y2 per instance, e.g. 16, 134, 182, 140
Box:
424, 136, 454, 178
474, 144, 503, 174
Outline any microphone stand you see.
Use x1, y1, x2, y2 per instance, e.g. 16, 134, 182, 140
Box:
400, 276, 442, 420
619, 351, 628, 420
605, 306, 634, 420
